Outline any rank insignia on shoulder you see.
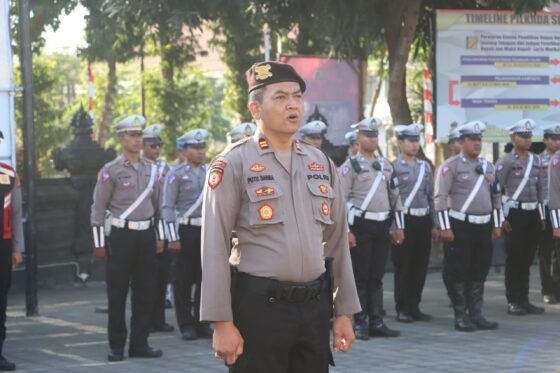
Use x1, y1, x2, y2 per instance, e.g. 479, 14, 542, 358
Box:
321, 201, 330, 216
255, 186, 275, 197
295, 140, 302, 151
250, 163, 267, 172
308, 162, 325, 172
319, 184, 329, 194
101, 170, 110, 184
258, 137, 270, 149
208, 170, 223, 189
258, 203, 274, 220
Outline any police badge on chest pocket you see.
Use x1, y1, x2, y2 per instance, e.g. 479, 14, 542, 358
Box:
307, 181, 335, 225
246, 182, 286, 226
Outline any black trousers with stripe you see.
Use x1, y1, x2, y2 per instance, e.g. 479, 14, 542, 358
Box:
0, 239, 12, 353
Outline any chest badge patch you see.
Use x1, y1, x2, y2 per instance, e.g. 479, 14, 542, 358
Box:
250, 163, 267, 173
321, 201, 330, 216
208, 170, 223, 189
319, 184, 329, 194
308, 162, 325, 172
441, 165, 450, 176
255, 186, 275, 197
258, 204, 274, 220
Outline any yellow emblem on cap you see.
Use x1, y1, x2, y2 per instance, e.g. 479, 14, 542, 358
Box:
255, 64, 273, 80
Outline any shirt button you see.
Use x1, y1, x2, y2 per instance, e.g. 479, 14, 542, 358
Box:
268, 297, 276, 303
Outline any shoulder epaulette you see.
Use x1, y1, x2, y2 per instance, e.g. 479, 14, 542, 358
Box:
349, 156, 362, 173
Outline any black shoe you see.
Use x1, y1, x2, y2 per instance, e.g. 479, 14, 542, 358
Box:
0, 356, 15, 371
165, 299, 173, 309
395, 311, 413, 323
128, 347, 163, 358
410, 309, 432, 322
454, 316, 476, 332
107, 350, 124, 362
471, 316, 498, 330
354, 320, 369, 340
196, 324, 213, 338
151, 323, 174, 333
182, 326, 198, 341
543, 295, 558, 304
369, 320, 400, 337
523, 302, 545, 314
507, 303, 527, 316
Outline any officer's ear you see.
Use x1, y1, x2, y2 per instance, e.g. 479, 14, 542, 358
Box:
248, 101, 260, 121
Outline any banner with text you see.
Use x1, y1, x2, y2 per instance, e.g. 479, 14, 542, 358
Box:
436, 9, 560, 142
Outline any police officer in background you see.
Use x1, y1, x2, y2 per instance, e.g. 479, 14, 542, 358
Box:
201, 61, 359, 372
435, 121, 501, 331
163, 129, 213, 341
392, 124, 436, 323
547, 144, 560, 262
227, 122, 256, 145
345, 131, 359, 158
0, 130, 24, 372
340, 117, 404, 339
496, 119, 546, 316
91, 115, 164, 361
299, 120, 327, 148
142, 124, 174, 333
538, 124, 560, 304
447, 128, 462, 156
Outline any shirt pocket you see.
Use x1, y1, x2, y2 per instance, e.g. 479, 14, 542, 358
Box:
246, 182, 286, 226
307, 181, 336, 225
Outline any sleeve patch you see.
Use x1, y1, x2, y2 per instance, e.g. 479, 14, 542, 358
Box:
167, 172, 176, 184
100, 170, 110, 184
208, 170, 223, 189
441, 165, 450, 176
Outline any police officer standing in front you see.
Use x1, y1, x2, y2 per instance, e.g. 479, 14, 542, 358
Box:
299, 120, 327, 148
201, 61, 359, 372
537, 124, 560, 304
0, 130, 24, 372
435, 121, 501, 331
91, 115, 164, 361
142, 124, 174, 333
339, 118, 404, 339
163, 129, 213, 341
496, 119, 546, 316
392, 124, 436, 323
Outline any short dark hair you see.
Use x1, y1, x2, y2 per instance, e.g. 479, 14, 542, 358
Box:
248, 85, 266, 104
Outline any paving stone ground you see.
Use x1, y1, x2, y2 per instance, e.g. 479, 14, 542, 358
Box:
4, 267, 560, 372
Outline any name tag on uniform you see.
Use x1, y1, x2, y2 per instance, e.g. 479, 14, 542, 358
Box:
0, 174, 10, 184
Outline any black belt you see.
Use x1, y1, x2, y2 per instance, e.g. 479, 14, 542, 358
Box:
235, 272, 326, 303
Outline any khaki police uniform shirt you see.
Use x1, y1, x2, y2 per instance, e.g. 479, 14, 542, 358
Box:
392, 157, 434, 218
540, 150, 553, 203
548, 151, 560, 210
495, 152, 544, 203
162, 163, 207, 222
200, 134, 360, 322
434, 154, 501, 215
339, 154, 402, 213
91, 155, 160, 227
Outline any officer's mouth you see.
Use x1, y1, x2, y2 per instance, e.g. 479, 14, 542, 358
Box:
286, 114, 299, 123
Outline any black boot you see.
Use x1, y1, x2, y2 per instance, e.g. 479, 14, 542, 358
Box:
467, 281, 498, 330
450, 282, 476, 332
353, 290, 369, 340
368, 289, 400, 337
0, 355, 15, 371
522, 299, 545, 314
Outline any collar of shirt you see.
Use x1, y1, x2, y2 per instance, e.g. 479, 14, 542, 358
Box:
253, 131, 307, 157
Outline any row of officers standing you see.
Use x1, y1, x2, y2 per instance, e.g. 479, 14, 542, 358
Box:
89, 111, 560, 362
90, 115, 258, 362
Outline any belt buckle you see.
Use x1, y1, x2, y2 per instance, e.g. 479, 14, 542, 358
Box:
128, 221, 139, 230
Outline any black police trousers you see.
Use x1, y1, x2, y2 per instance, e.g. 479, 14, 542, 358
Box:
447, 218, 493, 283
538, 207, 560, 297
107, 227, 157, 352
350, 217, 391, 316
151, 241, 171, 327
172, 224, 202, 332
504, 208, 541, 304
0, 239, 12, 353
228, 274, 332, 373
392, 215, 432, 313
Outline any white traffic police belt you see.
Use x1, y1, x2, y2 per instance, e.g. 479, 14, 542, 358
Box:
111, 217, 154, 230
449, 210, 492, 225
177, 217, 202, 227
403, 207, 430, 217
353, 208, 390, 222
